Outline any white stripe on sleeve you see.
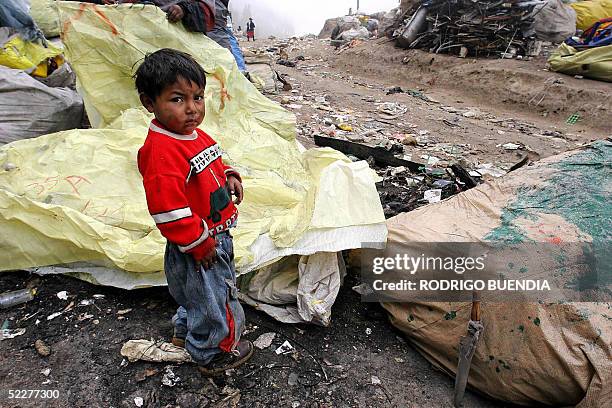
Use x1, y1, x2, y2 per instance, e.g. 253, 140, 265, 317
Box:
152, 207, 192, 224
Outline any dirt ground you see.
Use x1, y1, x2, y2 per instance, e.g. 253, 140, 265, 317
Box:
270, 38, 610, 162
1, 35, 610, 408
1, 269, 518, 408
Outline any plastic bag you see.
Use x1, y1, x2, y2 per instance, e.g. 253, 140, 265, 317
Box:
0, 29, 63, 77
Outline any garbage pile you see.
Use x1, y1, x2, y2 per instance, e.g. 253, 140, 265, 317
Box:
319, 14, 381, 45
0, 1, 84, 144
394, 0, 546, 57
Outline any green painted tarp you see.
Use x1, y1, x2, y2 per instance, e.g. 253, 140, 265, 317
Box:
383, 141, 611, 406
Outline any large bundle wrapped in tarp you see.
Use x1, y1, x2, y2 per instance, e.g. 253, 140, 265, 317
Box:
0, 65, 83, 144
30, 0, 61, 38
382, 141, 611, 406
548, 43, 612, 82
533, 0, 577, 43
0, 3, 387, 326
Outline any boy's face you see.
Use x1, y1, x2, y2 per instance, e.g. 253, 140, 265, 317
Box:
141, 77, 205, 135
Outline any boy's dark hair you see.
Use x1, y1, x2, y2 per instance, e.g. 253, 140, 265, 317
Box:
134, 48, 207, 100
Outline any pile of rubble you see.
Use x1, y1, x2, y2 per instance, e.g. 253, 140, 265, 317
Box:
394, 0, 546, 58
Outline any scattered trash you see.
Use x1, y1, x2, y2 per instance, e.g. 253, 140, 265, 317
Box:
0, 288, 36, 309
376, 102, 408, 118
371, 375, 381, 385
0, 327, 26, 340
34, 339, 51, 357
56, 291, 68, 300
135, 367, 159, 383
41, 368, 51, 377
421, 155, 441, 166
424, 189, 442, 204
566, 113, 581, 125
161, 366, 181, 387
275, 340, 295, 355
288, 372, 299, 386
117, 308, 132, 315
77, 313, 94, 321
92, 294, 105, 299
352, 283, 375, 296
134, 397, 144, 407
474, 163, 507, 178
79, 299, 95, 307
253, 332, 276, 350
46, 312, 62, 321
120, 339, 192, 363
502, 143, 522, 150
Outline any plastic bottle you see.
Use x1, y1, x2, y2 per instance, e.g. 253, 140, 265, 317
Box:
0, 288, 36, 309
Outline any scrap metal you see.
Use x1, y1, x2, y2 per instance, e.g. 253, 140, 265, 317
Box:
395, 0, 546, 57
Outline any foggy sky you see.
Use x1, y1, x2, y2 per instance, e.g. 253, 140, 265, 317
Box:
230, 0, 400, 37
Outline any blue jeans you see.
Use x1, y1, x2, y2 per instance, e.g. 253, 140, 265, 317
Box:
164, 232, 245, 365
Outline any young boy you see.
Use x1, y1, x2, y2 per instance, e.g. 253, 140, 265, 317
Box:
134, 48, 253, 375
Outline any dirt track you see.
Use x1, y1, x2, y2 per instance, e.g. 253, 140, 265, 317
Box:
269, 37, 610, 168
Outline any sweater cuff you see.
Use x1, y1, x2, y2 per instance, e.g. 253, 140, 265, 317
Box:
187, 236, 216, 261
225, 168, 242, 183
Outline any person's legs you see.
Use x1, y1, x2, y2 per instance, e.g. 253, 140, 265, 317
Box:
227, 28, 247, 72
164, 236, 245, 365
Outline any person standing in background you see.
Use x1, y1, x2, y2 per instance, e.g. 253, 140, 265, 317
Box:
246, 17, 255, 41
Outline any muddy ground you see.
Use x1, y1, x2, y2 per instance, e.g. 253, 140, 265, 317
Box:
1, 35, 610, 408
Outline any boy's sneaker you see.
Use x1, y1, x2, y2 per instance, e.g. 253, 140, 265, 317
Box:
198, 340, 254, 377
171, 336, 185, 348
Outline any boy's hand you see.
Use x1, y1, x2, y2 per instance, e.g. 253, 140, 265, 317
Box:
195, 247, 217, 270
227, 175, 244, 205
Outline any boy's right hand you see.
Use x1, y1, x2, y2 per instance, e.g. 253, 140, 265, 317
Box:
189, 237, 217, 270
195, 247, 217, 270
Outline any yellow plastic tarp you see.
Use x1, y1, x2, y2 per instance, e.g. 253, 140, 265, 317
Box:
31, 0, 62, 38
548, 43, 612, 82
0, 34, 63, 77
0, 4, 386, 293
570, 0, 612, 31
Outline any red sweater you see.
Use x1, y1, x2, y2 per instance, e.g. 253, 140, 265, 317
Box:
138, 120, 240, 260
